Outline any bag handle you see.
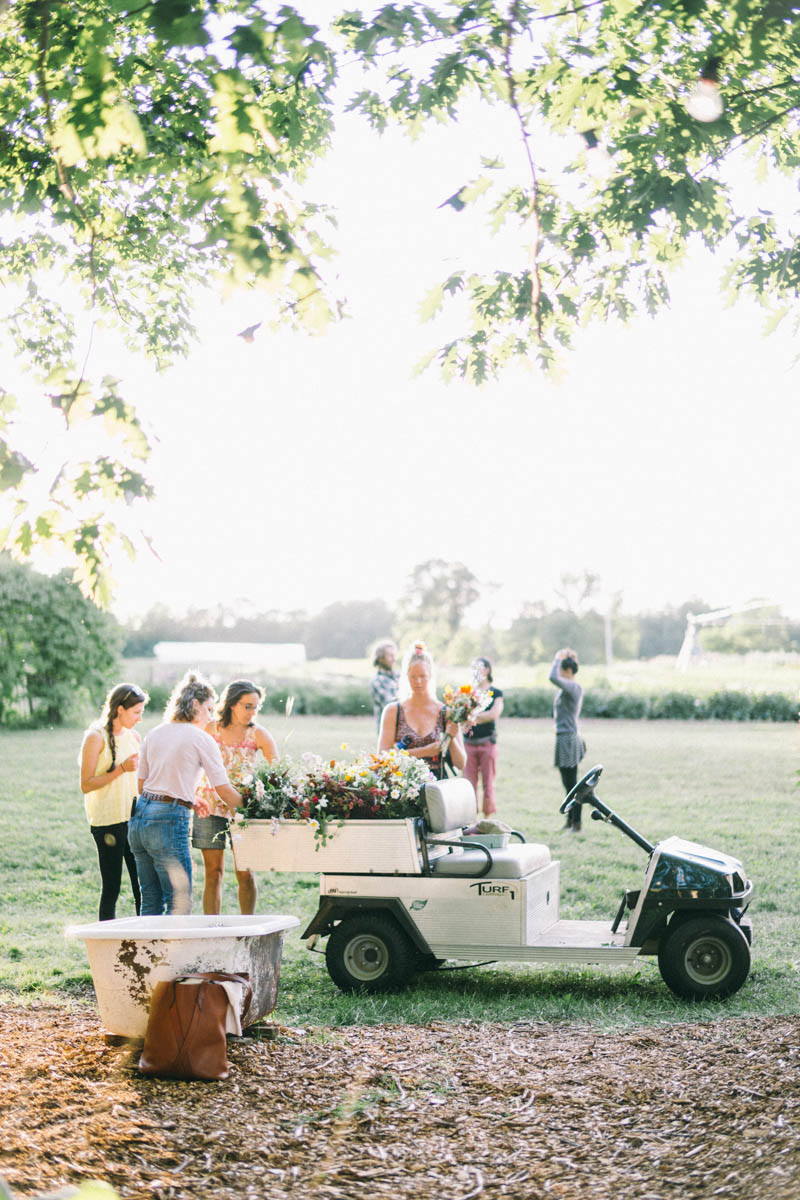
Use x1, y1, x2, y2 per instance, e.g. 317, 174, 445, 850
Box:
175, 972, 253, 1021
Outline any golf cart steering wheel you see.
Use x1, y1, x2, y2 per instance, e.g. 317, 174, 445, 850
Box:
560, 764, 604, 814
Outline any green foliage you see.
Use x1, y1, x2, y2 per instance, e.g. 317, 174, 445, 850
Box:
701, 609, 800, 654
122, 599, 391, 659
395, 558, 480, 650
0, 556, 121, 725
0, 0, 339, 598
583, 691, 651, 720
647, 690, 703, 720
501, 686, 553, 718
305, 599, 395, 660
263, 679, 371, 718
138, 673, 798, 723
341, 0, 800, 378
3, 3, 799, 597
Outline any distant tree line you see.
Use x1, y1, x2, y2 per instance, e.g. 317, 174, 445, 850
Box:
1, 555, 797, 729
121, 559, 800, 664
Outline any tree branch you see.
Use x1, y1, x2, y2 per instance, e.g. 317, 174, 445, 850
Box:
503, 3, 542, 339
35, 0, 99, 303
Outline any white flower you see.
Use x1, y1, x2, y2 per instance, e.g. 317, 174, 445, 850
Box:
391, 788, 400, 799
317, 797, 328, 809
241, 773, 254, 786
309, 818, 320, 831
255, 779, 266, 801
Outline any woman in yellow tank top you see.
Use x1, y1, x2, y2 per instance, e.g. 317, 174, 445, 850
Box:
79, 683, 148, 920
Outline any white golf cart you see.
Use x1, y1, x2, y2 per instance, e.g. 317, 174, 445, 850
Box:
297, 766, 754, 1000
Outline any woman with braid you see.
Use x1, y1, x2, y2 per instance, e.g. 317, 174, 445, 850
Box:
79, 683, 149, 920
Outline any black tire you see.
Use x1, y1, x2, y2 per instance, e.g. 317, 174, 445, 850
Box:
325, 913, 417, 994
658, 915, 751, 1000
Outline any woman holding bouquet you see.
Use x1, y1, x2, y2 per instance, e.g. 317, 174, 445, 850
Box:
463, 657, 504, 817
378, 642, 467, 778
79, 683, 148, 921
193, 679, 278, 915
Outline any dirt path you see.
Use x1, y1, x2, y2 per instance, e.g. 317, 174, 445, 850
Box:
2, 1005, 798, 1199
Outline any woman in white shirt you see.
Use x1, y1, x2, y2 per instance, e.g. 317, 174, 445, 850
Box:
129, 672, 242, 916
79, 683, 148, 921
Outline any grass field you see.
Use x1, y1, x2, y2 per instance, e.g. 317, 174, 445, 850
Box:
1, 714, 797, 1030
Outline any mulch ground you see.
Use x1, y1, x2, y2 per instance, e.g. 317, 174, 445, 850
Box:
1, 1004, 798, 1200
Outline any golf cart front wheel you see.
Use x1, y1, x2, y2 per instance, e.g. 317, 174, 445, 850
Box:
658, 916, 751, 1000
325, 913, 416, 994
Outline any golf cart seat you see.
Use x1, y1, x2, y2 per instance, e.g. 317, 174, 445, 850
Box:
423, 778, 552, 879
430, 842, 552, 878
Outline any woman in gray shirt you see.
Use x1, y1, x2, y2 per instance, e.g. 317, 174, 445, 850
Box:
549, 648, 585, 832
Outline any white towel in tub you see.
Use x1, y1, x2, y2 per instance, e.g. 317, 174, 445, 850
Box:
179, 976, 248, 1036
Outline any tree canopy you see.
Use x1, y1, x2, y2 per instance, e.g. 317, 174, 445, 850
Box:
0, 0, 338, 600
1, 0, 798, 598
0, 555, 121, 724
343, 0, 800, 381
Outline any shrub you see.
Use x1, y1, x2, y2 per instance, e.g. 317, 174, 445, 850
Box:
124, 675, 799, 724
502, 688, 553, 718
749, 692, 798, 722
142, 684, 171, 715
584, 691, 650, 719
0, 558, 121, 727
648, 691, 702, 720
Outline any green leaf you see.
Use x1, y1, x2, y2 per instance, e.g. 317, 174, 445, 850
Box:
0, 441, 35, 491
419, 284, 444, 321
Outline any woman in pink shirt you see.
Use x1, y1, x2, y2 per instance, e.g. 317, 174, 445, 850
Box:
129, 672, 242, 915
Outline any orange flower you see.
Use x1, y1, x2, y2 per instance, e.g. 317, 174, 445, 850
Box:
460, 684, 472, 694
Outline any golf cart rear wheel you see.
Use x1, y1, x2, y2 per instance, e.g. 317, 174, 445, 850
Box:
658, 916, 751, 1000
326, 913, 416, 994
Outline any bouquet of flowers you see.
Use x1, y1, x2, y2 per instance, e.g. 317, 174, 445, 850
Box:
236, 756, 305, 822
440, 682, 491, 756
236, 746, 434, 846
298, 748, 433, 844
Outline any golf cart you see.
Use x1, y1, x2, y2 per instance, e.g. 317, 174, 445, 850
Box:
300, 765, 754, 1000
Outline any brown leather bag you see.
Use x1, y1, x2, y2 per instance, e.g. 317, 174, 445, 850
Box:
138, 972, 252, 1081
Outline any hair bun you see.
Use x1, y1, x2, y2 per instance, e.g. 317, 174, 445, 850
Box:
414, 641, 425, 652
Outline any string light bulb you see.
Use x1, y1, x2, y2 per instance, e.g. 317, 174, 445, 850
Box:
686, 57, 723, 122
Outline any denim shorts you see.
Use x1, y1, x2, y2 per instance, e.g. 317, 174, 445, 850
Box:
192, 813, 230, 850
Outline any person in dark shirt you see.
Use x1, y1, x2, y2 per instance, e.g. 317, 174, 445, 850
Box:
549, 648, 585, 832
463, 657, 504, 816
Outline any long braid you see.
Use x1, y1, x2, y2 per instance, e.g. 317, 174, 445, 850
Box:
106, 705, 117, 770
100, 683, 148, 771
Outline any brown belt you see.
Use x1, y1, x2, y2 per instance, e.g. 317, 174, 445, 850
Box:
142, 791, 193, 811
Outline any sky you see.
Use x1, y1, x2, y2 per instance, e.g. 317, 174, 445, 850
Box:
5, 32, 800, 630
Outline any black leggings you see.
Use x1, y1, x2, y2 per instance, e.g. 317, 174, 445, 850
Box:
559, 766, 581, 827
90, 821, 142, 921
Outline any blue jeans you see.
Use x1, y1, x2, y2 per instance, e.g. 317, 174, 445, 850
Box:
128, 795, 193, 915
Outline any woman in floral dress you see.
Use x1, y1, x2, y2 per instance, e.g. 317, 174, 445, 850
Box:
377, 642, 467, 778
193, 679, 277, 913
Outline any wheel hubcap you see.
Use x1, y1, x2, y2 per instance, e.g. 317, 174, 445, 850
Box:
344, 933, 389, 982
685, 935, 732, 985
